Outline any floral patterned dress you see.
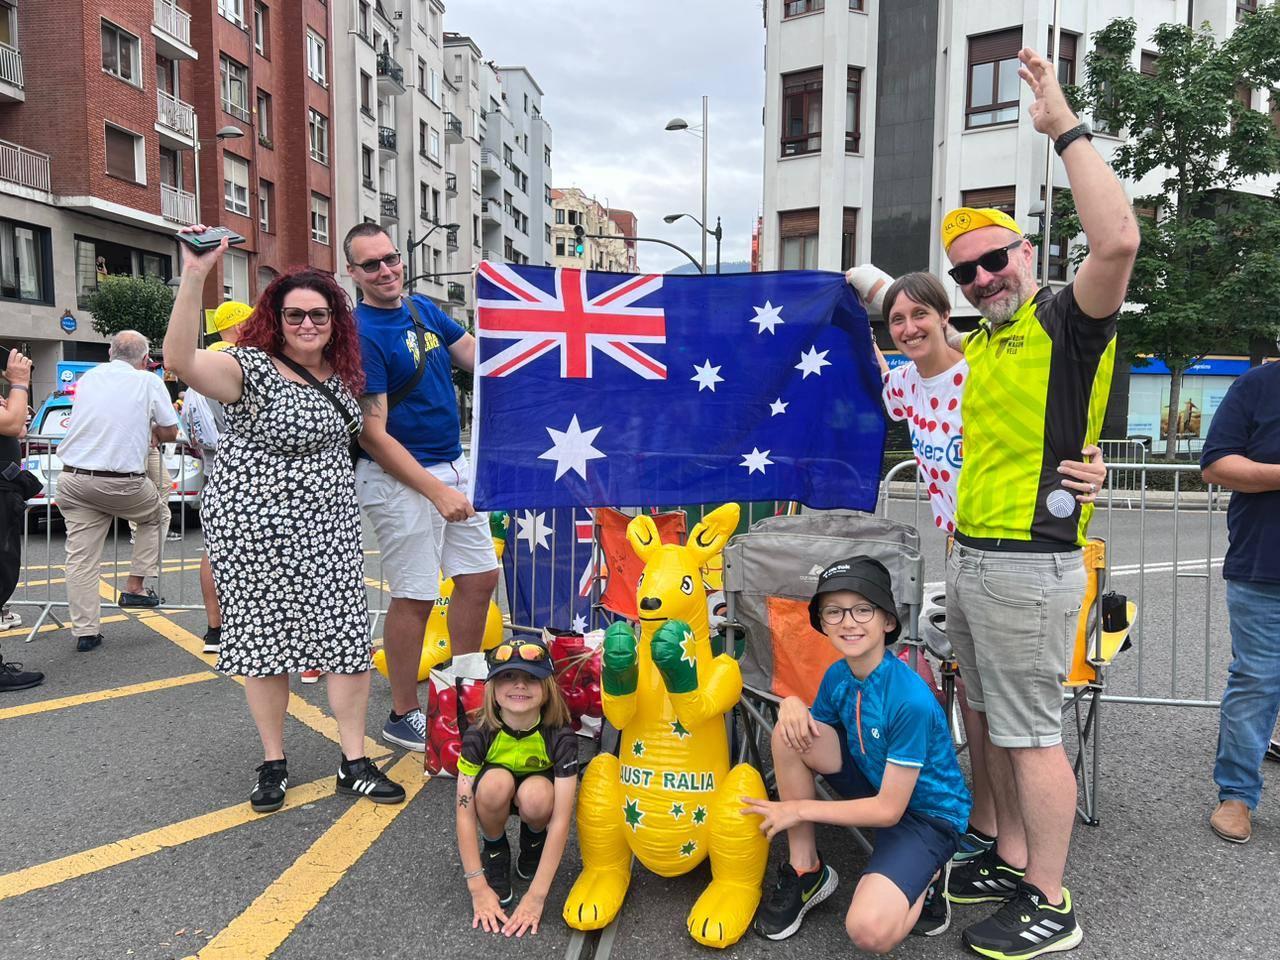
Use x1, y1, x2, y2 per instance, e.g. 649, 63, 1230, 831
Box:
203, 347, 369, 677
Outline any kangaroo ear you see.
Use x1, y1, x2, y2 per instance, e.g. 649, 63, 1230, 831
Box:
627, 514, 663, 561
685, 503, 740, 564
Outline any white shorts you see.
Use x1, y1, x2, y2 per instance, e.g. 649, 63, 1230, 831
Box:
355, 455, 498, 601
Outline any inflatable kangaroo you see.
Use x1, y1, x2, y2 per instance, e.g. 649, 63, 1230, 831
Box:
563, 503, 768, 948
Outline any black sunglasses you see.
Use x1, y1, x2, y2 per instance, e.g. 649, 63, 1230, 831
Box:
947, 239, 1025, 285
349, 252, 402, 273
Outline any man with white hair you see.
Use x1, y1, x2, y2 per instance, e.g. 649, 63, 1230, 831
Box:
57, 330, 179, 652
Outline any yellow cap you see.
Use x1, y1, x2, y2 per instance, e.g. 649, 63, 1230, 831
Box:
941, 207, 1023, 252
208, 340, 235, 352
206, 301, 253, 335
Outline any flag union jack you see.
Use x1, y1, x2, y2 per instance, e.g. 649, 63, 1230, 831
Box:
476, 262, 667, 379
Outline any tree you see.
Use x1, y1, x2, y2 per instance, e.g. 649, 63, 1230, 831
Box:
1063, 12, 1280, 458
84, 274, 175, 347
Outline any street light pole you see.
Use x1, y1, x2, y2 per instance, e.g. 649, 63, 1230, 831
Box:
405, 221, 459, 292
663, 212, 721, 273
700, 95, 708, 275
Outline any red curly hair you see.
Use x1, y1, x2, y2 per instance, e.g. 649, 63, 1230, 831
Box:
235, 268, 365, 395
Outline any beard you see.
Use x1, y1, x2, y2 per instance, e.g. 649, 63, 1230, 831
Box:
968, 273, 1037, 325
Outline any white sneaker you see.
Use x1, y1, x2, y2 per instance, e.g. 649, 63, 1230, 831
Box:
0, 610, 21, 630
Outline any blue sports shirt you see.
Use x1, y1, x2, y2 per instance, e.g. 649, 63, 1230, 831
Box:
810, 652, 971, 833
355, 294, 467, 467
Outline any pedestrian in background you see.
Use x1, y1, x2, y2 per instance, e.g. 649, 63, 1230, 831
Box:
164, 226, 404, 813
0, 348, 43, 692
1201, 356, 1280, 844
56, 331, 178, 653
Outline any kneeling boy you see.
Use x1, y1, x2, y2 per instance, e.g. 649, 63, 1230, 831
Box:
744, 557, 971, 952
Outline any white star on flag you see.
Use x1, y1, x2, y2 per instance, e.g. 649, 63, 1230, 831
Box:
770, 398, 789, 416
751, 301, 784, 334
571, 614, 589, 634
539, 414, 606, 481
691, 359, 724, 392
740, 448, 773, 475
516, 511, 553, 551
796, 345, 832, 379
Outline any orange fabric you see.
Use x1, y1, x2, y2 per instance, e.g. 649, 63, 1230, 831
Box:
596, 507, 687, 619
765, 596, 843, 704
1067, 538, 1107, 687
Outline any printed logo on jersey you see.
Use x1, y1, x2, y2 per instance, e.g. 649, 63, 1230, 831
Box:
1046, 489, 1076, 519
403, 328, 443, 365
995, 334, 1025, 358
946, 434, 963, 469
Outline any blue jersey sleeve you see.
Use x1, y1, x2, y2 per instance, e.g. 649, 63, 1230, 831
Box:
1200, 374, 1253, 469
359, 332, 389, 396
413, 294, 467, 346
809, 663, 842, 727
884, 683, 932, 770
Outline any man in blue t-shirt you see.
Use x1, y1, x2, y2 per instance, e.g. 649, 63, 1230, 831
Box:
743, 556, 971, 950
1201, 359, 1280, 845
344, 223, 499, 753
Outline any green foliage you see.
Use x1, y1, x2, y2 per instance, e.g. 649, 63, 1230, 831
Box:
85, 274, 175, 346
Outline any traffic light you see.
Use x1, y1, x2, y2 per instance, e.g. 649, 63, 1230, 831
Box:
573, 224, 586, 256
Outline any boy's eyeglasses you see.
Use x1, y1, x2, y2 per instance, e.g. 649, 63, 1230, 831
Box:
488, 640, 549, 664
819, 603, 878, 626
350, 252, 402, 273
947, 239, 1024, 285
282, 307, 333, 326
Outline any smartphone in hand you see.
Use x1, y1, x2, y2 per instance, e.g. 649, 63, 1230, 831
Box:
177, 226, 246, 251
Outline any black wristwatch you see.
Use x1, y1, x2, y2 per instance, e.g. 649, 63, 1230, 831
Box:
1053, 121, 1093, 156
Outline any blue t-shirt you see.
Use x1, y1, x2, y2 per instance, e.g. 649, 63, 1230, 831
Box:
1200, 362, 1280, 585
355, 294, 467, 466
810, 653, 971, 834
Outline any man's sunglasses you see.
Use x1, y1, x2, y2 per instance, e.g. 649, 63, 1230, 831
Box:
488, 639, 550, 665
282, 307, 333, 326
947, 239, 1025, 285
349, 252, 402, 273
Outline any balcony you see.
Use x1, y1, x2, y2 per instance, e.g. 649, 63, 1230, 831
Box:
376, 52, 405, 95
448, 282, 466, 304
0, 43, 22, 103
156, 89, 196, 147
446, 228, 459, 251
152, 1, 197, 61
379, 193, 399, 222
0, 140, 51, 192
480, 198, 501, 224
377, 125, 397, 157
444, 112, 464, 143
480, 149, 501, 180
160, 182, 197, 225
445, 172, 457, 195
482, 248, 504, 262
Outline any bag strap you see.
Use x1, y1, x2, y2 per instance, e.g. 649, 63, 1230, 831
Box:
273, 354, 360, 438
388, 296, 430, 412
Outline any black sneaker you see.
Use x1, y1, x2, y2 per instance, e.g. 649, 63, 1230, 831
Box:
118, 588, 162, 608
336, 756, 407, 805
250, 759, 289, 813
753, 859, 839, 941
912, 860, 952, 937
1266, 740, 1280, 764
948, 849, 1025, 905
75, 634, 103, 653
954, 825, 997, 862
202, 627, 221, 655
0, 654, 44, 692
962, 882, 1082, 959
515, 822, 546, 881
483, 835, 514, 906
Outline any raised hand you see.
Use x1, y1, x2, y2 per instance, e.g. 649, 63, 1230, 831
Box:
650, 619, 698, 695
601, 621, 639, 696
1017, 47, 1080, 139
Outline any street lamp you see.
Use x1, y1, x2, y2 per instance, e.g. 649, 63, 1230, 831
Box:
663, 213, 722, 274
189, 119, 244, 226
665, 95, 709, 274
405, 221, 460, 290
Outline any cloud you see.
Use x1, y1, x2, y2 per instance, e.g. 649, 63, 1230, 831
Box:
448, 0, 765, 272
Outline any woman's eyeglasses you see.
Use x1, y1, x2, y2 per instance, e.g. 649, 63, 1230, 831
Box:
819, 603, 878, 626
350, 252, 402, 273
947, 239, 1024, 285
282, 307, 333, 326
488, 640, 550, 664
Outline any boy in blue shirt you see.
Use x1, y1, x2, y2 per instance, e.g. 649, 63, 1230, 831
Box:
744, 556, 971, 950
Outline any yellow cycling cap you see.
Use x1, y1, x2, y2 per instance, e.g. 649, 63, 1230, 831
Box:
941, 207, 1023, 252
206, 300, 253, 335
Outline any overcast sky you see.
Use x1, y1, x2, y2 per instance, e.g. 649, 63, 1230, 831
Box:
449, 1, 766, 273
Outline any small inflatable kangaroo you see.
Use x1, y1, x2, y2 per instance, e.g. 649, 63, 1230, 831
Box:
563, 503, 767, 948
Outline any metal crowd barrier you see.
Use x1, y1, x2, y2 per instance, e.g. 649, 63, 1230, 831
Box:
1097, 437, 1149, 509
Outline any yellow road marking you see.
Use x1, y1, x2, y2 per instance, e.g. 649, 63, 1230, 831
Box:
0, 777, 337, 903
0, 672, 217, 722
185, 755, 425, 960
136, 614, 390, 761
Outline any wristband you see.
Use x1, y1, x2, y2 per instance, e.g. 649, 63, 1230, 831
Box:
8, 384, 28, 391
463, 867, 484, 880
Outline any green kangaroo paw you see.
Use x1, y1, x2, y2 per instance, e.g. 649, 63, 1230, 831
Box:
602, 621, 639, 697
651, 619, 699, 694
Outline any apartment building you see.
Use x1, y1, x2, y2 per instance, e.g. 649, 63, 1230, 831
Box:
443, 32, 488, 324
762, 0, 1277, 443
549, 188, 632, 273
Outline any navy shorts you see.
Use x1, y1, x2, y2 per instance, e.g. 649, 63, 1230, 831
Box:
821, 732, 959, 904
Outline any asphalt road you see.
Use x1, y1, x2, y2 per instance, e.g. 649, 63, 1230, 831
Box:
1, 498, 1278, 960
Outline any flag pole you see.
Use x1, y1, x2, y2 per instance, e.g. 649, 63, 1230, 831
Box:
1041, 0, 1063, 284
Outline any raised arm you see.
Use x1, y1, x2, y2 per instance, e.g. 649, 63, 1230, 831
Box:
0, 349, 33, 437
162, 226, 244, 404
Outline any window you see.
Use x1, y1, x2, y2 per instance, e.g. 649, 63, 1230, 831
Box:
555, 208, 565, 225
259, 180, 273, 232
417, 57, 427, 92
1239, 0, 1259, 22
0, 217, 51, 304
429, 127, 440, 161
779, 208, 819, 269
429, 68, 440, 103
306, 31, 326, 85
0, 3, 17, 49
1140, 51, 1159, 77
159, 147, 181, 187
1046, 30, 1077, 86
218, 0, 246, 26
221, 56, 250, 121
253, 3, 269, 57
256, 90, 272, 145
840, 208, 858, 270
101, 20, 140, 85
961, 185, 1016, 217
967, 28, 1021, 128
360, 71, 373, 117
850, 0, 864, 9
361, 147, 374, 188
782, 69, 822, 156
473, 215, 480, 244
311, 194, 330, 244
471, 160, 480, 191
223, 249, 249, 302
545, 145, 552, 166
555, 237, 565, 256
419, 181, 430, 218
783, 0, 823, 16
846, 67, 862, 152
1271, 90, 1280, 135
432, 187, 441, 222
358, 1, 370, 39
308, 109, 329, 164
419, 120, 428, 156
104, 124, 143, 183
224, 154, 250, 216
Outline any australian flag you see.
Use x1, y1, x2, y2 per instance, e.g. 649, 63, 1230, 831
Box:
471, 263, 885, 510
503, 507, 603, 634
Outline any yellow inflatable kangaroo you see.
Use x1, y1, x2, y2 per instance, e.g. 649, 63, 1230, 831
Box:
562, 503, 768, 948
